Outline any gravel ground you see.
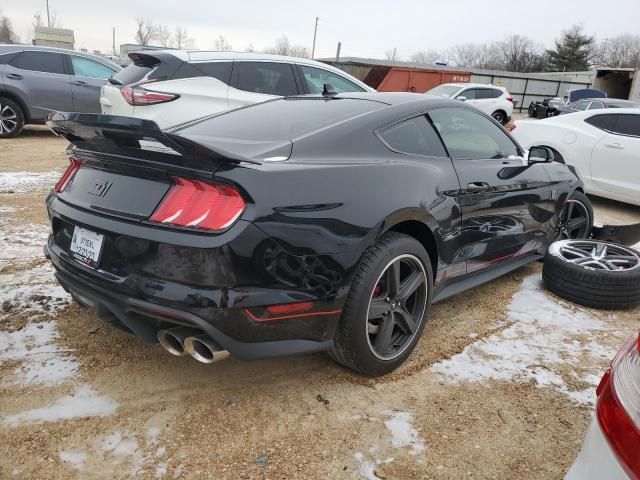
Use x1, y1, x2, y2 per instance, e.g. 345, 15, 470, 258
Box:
1, 126, 639, 480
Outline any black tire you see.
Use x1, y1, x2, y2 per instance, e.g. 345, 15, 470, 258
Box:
0, 97, 25, 138
543, 240, 640, 309
556, 190, 594, 241
328, 232, 433, 376
492, 110, 507, 125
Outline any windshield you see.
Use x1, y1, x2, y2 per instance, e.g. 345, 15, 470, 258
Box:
425, 84, 462, 98
174, 97, 385, 141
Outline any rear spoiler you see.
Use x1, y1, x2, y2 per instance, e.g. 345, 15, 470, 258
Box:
46, 112, 260, 166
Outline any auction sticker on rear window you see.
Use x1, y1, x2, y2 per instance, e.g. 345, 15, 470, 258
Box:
70, 226, 104, 268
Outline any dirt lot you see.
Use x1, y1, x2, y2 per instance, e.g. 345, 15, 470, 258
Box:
1, 126, 639, 480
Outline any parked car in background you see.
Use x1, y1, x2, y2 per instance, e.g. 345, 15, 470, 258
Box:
424, 82, 514, 124
556, 98, 640, 115
47, 93, 592, 376
100, 50, 374, 129
0, 44, 121, 138
565, 331, 640, 480
512, 109, 640, 206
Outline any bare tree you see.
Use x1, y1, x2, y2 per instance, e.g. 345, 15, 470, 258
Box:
0, 11, 18, 43
173, 27, 193, 49
33, 10, 62, 29
601, 34, 640, 67
385, 48, 399, 61
134, 17, 156, 46
156, 25, 172, 48
409, 50, 441, 65
498, 35, 545, 72
448, 43, 481, 67
264, 35, 309, 58
213, 34, 232, 51
245, 43, 255, 52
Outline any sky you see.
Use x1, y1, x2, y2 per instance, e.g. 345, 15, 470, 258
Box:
3, 0, 640, 60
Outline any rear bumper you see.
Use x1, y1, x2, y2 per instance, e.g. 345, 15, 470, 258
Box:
565, 417, 629, 480
47, 241, 337, 360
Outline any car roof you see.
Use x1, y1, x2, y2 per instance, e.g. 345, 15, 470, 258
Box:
438, 82, 505, 89
0, 43, 121, 70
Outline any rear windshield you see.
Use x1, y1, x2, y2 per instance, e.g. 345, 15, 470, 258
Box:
111, 64, 154, 85
175, 97, 385, 141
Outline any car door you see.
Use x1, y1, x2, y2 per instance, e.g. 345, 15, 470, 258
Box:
228, 61, 300, 110
591, 113, 640, 204
4, 50, 72, 121
428, 107, 554, 273
68, 55, 117, 113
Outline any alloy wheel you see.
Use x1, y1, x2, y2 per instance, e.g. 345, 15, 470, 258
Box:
366, 254, 428, 360
558, 240, 640, 271
0, 103, 17, 135
556, 199, 591, 240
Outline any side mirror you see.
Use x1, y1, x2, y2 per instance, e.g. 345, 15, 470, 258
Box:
528, 146, 554, 164
455, 96, 467, 102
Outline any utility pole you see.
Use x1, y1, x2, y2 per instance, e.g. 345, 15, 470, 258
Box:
112, 27, 116, 56
335, 42, 341, 62
46, 0, 51, 28
311, 17, 319, 59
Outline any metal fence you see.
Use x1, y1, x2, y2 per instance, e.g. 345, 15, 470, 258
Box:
470, 72, 592, 112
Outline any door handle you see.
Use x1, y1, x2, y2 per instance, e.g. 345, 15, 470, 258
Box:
604, 142, 624, 149
72, 80, 88, 86
467, 182, 493, 193
6, 73, 23, 80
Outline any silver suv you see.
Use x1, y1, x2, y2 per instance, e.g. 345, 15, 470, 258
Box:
0, 45, 121, 138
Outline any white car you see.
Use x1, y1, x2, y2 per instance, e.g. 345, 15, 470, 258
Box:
424, 82, 514, 124
565, 331, 640, 480
100, 51, 374, 129
512, 109, 640, 206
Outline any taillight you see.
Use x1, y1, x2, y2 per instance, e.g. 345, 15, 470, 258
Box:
121, 79, 178, 106
150, 177, 245, 231
506, 96, 515, 103
54, 158, 83, 193
244, 302, 342, 322
597, 332, 640, 479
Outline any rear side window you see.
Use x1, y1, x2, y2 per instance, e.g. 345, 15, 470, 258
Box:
112, 64, 154, 85
235, 62, 298, 96
482, 89, 503, 99
585, 114, 618, 132
379, 116, 446, 157
588, 101, 604, 110
70, 56, 114, 79
0, 52, 17, 65
194, 62, 232, 83
612, 114, 640, 137
457, 89, 478, 100
10, 51, 65, 74
300, 65, 365, 94
429, 107, 519, 159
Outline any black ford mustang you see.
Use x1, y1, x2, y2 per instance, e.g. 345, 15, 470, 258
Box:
45, 93, 592, 376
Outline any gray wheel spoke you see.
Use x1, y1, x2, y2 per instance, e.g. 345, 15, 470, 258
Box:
368, 299, 389, 320
394, 308, 418, 335
562, 246, 588, 258
374, 317, 395, 354
387, 261, 401, 298
567, 217, 587, 231
398, 270, 425, 300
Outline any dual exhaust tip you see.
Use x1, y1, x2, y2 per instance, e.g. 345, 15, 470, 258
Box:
157, 327, 230, 364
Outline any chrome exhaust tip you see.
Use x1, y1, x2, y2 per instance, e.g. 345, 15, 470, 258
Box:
157, 327, 201, 356
184, 334, 230, 364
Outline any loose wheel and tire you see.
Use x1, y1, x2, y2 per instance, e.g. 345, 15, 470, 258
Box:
328, 232, 433, 376
0, 97, 25, 138
543, 239, 640, 309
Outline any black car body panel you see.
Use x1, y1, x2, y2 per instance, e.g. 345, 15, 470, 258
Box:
45, 93, 584, 361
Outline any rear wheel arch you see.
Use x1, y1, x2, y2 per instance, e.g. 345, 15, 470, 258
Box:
386, 220, 438, 280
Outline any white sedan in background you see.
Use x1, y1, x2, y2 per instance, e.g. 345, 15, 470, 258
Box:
512, 109, 640, 206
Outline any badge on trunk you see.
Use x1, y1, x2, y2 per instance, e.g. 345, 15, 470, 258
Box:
87, 178, 113, 197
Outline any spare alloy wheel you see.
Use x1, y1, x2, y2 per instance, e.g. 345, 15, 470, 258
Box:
543, 239, 640, 310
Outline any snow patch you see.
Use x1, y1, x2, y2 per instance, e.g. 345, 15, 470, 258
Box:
0, 171, 60, 194
354, 452, 379, 480
431, 274, 617, 404
4, 385, 118, 425
59, 450, 87, 471
383, 411, 425, 454
0, 320, 79, 386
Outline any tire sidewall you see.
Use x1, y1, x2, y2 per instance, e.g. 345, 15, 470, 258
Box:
557, 191, 594, 240
341, 234, 433, 376
0, 97, 25, 138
